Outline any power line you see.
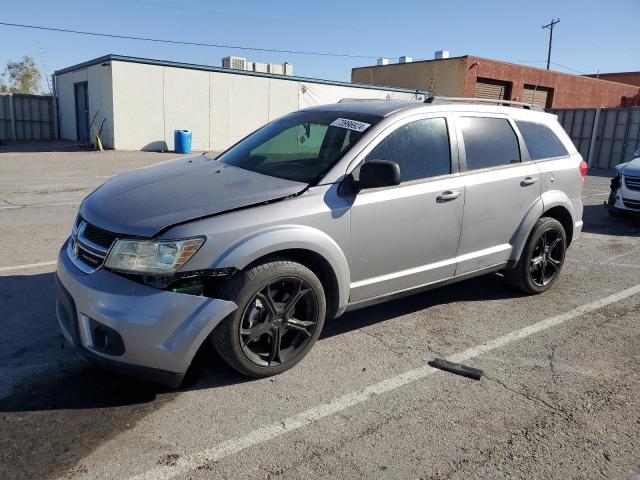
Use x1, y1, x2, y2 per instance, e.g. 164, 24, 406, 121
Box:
0, 21, 384, 59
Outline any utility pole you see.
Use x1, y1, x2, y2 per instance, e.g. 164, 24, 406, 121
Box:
542, 18, 560, 70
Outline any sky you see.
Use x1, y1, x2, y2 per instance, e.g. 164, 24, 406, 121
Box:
1, 0, 639, 93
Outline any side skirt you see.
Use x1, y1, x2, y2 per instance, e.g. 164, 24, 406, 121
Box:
343, 262, 509, 314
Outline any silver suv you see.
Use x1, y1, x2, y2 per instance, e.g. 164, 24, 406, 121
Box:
55, 98, 586, 386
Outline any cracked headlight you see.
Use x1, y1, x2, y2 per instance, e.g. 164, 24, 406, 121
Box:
105, 237, 204, 275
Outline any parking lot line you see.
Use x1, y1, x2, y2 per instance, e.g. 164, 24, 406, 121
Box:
0, 260, 57, 273
123, 282, 640, 480
0, 201, 79, 211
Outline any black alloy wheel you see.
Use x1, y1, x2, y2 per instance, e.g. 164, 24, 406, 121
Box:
239, 277, 319, 367
528, 228, 565, 287
211, 257, 326, 378
504, 217, 567, 295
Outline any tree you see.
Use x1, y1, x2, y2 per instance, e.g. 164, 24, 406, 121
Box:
1, 56, 42, 94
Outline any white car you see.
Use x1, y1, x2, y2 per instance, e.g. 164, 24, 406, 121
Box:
609, 149, 640, 216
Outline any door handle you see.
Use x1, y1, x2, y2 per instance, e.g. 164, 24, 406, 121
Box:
436, 191, 462, 203
521, 176, 538, 186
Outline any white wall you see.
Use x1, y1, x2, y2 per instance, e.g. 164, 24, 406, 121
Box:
58, 59, 422, 151
55, 64, 114, 147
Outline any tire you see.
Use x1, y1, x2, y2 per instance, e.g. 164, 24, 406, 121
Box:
211, 257, 326, 378
504, 217, 567, 295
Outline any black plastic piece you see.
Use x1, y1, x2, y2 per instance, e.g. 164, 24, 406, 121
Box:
429, 358, 483, 380
356, 160, 401, 190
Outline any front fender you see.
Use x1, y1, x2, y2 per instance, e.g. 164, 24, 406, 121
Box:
213, 225, 351, 310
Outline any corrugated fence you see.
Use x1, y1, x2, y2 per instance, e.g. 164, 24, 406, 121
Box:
0, 94, 55, 142
551, 107, 640, 169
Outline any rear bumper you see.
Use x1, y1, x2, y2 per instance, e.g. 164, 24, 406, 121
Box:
55, 240, 237, 387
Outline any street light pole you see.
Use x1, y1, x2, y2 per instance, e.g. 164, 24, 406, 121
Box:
542, 18, 560, 70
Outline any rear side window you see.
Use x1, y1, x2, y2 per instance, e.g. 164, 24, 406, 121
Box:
516, 120, 569, 160
459, 117, 521, 170
365, 117, 450, 182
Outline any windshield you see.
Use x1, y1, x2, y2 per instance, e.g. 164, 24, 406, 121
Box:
211, 111, 380, 184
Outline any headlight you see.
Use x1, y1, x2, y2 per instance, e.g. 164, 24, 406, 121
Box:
105, 237, 204, 274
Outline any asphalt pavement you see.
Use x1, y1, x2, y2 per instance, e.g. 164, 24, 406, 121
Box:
1, 149, 639, 480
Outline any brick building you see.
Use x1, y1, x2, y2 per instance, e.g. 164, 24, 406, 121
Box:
352, 55, 640, 109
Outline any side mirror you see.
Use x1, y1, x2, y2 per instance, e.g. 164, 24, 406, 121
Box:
354, 160, 401, 190
634, 148, 640, 159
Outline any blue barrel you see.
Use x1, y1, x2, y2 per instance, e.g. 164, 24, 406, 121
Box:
174, 129, 192, 154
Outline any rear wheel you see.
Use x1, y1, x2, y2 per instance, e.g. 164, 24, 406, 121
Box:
211, 257, 326, 378
505, 217, 567, 295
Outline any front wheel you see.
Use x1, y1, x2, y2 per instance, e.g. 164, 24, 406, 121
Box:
211, 257, 326, 378
504, 217, 567, 295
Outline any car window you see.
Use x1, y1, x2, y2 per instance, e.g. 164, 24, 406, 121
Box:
215, 111, 379, 183
365, 118, 450, 182
515, 120, 569, 160
459, 117, 521, 170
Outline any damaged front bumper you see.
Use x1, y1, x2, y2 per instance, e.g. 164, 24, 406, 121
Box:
55, 241, 237, 387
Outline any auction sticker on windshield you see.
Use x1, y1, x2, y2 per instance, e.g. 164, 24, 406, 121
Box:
330, 118, 371, 132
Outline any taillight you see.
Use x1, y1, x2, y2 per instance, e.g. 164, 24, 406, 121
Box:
579, 160, 588, 181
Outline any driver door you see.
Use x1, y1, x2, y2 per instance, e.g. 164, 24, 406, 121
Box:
348, 115, 465, 302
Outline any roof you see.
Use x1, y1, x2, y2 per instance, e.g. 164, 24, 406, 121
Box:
300, 99, 425, 117
300, 99, 556, 120
54, 54, 424, 94
351, 55, 469, 71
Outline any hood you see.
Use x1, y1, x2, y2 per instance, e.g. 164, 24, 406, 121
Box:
80, 155, 306, 237
616, 157, 640, 177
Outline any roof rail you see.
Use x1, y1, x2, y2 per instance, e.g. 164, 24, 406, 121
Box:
424, 96, 544, 111
338, 98, 393, 103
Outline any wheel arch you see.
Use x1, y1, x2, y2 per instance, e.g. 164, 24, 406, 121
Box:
510, 194, 575, 264
213, 226, 350, 318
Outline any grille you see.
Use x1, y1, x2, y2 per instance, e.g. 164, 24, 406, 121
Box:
78, 217, 118, 249
624, 175, 640, 191
622, 198, 640, 210
77, 247, 105, 267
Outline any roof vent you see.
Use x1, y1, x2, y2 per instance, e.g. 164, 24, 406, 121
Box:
222, 56, 247, 70
377, 57, 389, 66
399, 56, 413, 63
434, 50, 450, 59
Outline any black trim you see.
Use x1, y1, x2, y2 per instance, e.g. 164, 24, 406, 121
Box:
79, 349, 185, 389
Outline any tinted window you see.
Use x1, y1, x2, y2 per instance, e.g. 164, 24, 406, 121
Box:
215, 111, 379, 183
516, 120, 569, 160
365, 118, 450, 182
459, 117, 521, 170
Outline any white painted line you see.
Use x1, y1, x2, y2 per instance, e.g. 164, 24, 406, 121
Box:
122, 283, 640, 480
0, 201, 79, 211
0, 260, 57, 273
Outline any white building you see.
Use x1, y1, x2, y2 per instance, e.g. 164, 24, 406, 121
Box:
53, 55, 424, 151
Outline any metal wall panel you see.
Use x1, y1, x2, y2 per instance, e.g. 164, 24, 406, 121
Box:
0, 94, 54, 141
551, 107, 640, 169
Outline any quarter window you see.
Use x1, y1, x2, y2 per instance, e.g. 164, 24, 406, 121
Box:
365, 118, 451, 182
459, 117, 521, 170
516, 120, 569, 160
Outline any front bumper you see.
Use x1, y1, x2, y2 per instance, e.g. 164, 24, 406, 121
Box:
55, 240, 237, 387
611, 180, 640, 215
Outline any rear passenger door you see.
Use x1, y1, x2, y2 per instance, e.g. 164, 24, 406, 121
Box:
454, 114, 541, 275
348, 115, 465, 302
